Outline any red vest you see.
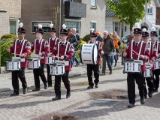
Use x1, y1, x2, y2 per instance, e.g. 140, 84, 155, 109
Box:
10, 40, 31, 68
48, 38, 60, 53
125, 41, 150, 72
52, 41, 74, 71
31, 39, 49, 64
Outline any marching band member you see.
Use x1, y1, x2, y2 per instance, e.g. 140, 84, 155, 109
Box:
47, 24, 60, 87
7, 23, 31, 96
141, 28, 155, 98
31, 24, 49, 91
150, 27, 160, 92
123, 23, 150, 108
79, 28, 104, 89
52, 24, 74, 100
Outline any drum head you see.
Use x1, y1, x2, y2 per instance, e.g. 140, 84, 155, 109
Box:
93, 44, 98, 64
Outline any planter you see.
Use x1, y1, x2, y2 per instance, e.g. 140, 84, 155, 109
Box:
0, 66, 8, 73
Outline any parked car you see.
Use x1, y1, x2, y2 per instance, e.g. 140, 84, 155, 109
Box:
122, 35, 131, 43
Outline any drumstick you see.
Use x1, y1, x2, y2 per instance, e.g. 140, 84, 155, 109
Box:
132, 50, 139, 56
12, 53, 20, 56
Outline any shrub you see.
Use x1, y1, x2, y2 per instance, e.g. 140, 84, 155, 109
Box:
1, 39, 13, 66
83, 34, 90, 42
1, 34, 18, 40
78, 40, 86, 50
0, 34, 17, 45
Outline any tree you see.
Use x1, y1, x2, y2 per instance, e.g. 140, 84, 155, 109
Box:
106, 0, 151, 31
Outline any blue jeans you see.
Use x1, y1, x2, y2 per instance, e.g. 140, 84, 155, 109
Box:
71, 52, 79, 66
102, 54, 112, 73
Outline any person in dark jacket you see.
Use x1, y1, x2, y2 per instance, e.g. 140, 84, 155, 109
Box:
95, 31, 103, 42
69, 28, 80, 67
101, 31, 115, 75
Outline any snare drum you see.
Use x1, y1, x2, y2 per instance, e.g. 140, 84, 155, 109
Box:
154, 59, 160, 70
27, 58, 40, 69
12, 57, 25, 62
123, 60, 142, 73
6, 59, 21, 71
50, 63, 65, 76
80, 44, 98, 64
46, 54, 54, 64
144, 64, 152, 78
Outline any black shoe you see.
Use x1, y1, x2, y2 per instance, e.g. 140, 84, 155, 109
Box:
95, 84, 98, 88
32, 88, 40, 92
128, 103, 134, 108
87, 85, 93, 89
144, 94, 147, 99
44, 83, 48, 89
155, 89, 158, 92
10, 92, 19, 96
23, 89, 27, 94
140, 98, 145, 104
66, 91, 71, 98
52, 96, 61, 101
148, 92, 153, 98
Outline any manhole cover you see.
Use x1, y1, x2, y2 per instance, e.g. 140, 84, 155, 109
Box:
89, 99, 120, 107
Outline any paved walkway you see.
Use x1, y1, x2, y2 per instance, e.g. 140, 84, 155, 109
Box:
0, 68, 160, 120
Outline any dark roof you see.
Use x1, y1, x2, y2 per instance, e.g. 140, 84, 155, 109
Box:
106, 5, 116, 17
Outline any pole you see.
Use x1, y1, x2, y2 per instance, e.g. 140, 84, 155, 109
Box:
59, 0, 62, 37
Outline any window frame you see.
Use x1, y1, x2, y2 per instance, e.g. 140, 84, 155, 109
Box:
90, 21, 96, 32
91, 0, 97, 8
147, 7, 153, 15
31, 21, 52, 33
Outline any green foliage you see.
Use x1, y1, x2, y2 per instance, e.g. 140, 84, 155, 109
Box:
0, 34, 17, 45
106, 0, 151, 31
83, 34, 90, 42
78, 40, 86, 50
1, 39, 13, 66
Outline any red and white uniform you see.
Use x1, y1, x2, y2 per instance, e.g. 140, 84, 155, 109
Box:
125, 40, 150, 72
31, 39, 49, 63
48, 37, 60, 53
88, 40, 103, 64
52, 41, 74, 71
10, 39, 31, 68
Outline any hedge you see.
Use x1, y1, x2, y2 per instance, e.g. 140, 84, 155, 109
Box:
1, 39, 13, 66
83, 34, 90, 42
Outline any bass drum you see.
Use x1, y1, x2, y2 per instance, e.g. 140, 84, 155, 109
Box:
80, 43, 98, 64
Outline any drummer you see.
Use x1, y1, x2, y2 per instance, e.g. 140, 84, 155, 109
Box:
141, 28, 155, 98
7, 22, 31, 96
150, 27, 160, 92
31, 24, 49, 91
51, 24, 74, 101
123, 23, 150, 108
47, 24, 60, 87
78, 28, 104, 89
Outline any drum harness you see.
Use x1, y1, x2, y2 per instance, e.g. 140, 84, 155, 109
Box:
130, 40, 143, 72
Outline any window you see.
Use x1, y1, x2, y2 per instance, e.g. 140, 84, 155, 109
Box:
147, 7, 153, 14
31, 21, 52, 33
65, 20, 80, 34
90, 22, 96, 32
113, 22, 120, 35
91, 0, 97, 8
10, 19, 19, 35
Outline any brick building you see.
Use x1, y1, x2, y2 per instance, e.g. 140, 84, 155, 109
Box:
0, 0, 21, 38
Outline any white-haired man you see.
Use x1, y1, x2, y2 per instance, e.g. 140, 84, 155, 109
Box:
101, 31, 115, 76
69, 28, 80, 67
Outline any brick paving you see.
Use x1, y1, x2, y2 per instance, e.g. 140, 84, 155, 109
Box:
0, 68, 160, 120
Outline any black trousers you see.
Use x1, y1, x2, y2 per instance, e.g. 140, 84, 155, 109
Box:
54, 71, 70, 97
153, 69, 160, 90
144, 77, 154, 96
47, 65, 52, 86
33, 63, 47, 89
87, 64, 99, 86
127, 73, 145, 104
12, 67, 27, 93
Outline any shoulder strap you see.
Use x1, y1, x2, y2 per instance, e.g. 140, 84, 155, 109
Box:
138, 41, 143, 60
20, 40, 26, 55
14, 40, 18, 57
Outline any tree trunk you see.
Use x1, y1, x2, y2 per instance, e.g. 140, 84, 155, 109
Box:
130, 23, 133, 32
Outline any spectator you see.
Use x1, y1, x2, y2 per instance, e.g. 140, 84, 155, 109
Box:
67, 29, 72, 41
95, 31, 103, 42
111, 31, 121, 67
101, 31, 115, 75
69, 28, 80, 67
